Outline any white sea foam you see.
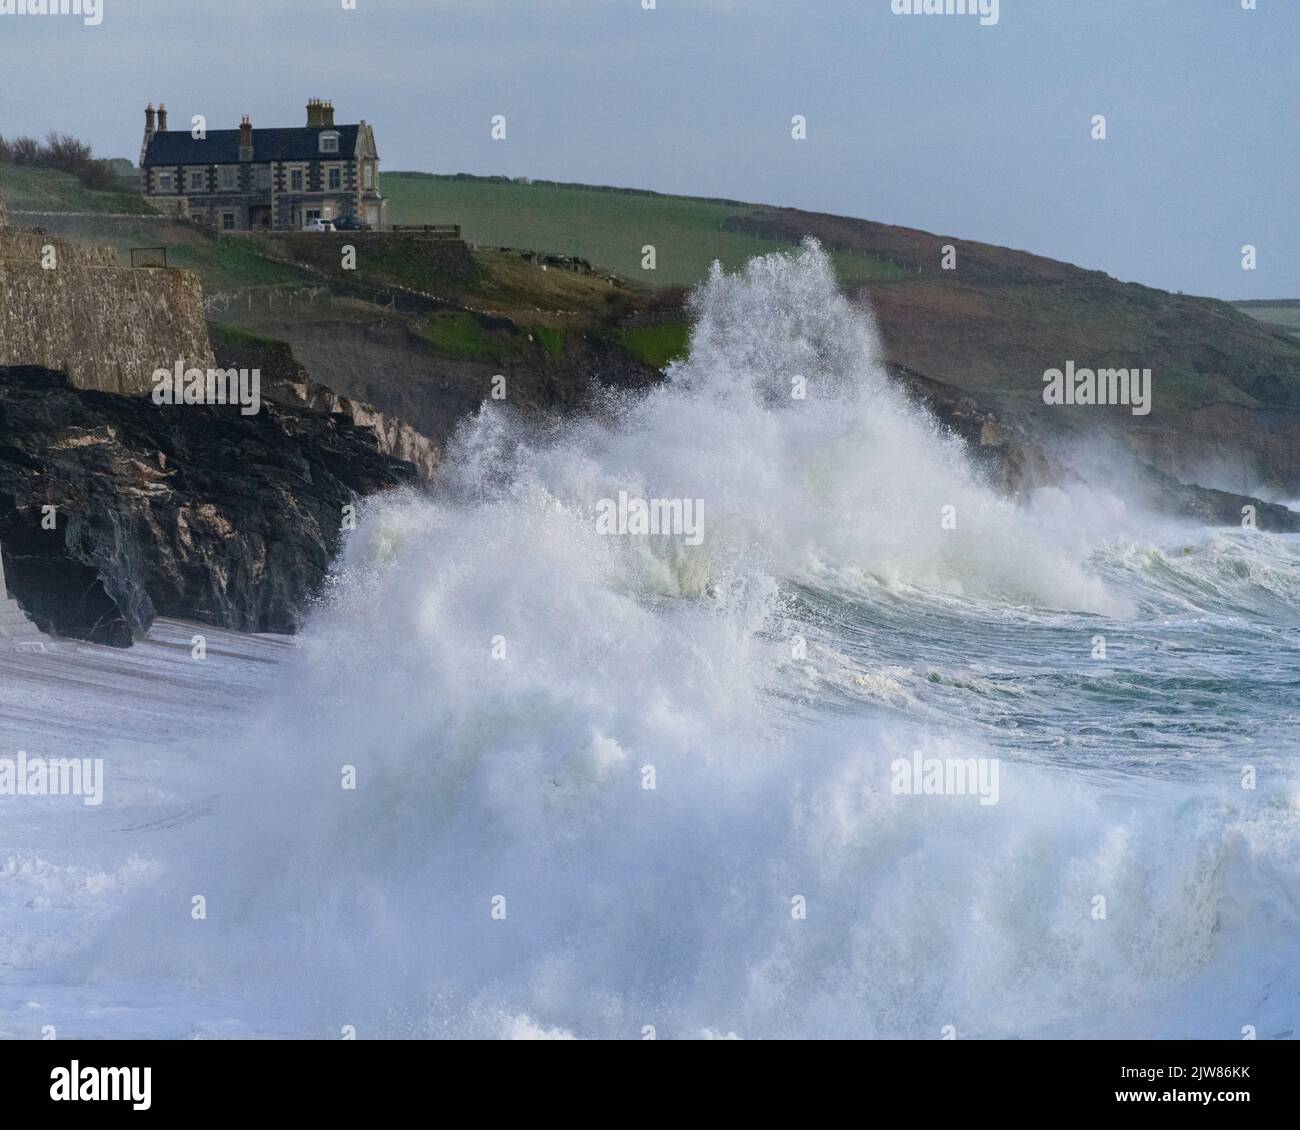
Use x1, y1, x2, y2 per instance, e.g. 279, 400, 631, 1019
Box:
13, 244, 1299, 1039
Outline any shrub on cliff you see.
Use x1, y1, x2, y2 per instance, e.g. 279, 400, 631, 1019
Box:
0, 132, 119, 192
8, 136, 40, 166
73, 158, 116, 192
41, 132, 93, 173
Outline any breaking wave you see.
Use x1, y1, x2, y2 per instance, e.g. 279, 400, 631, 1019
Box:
88, 244, 1300, 1039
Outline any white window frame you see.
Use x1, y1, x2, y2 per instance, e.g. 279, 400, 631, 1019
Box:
363, 163, 374, 190
221, 211, 237, 231
319, 132, 340, 154
219, 167, 238, 191
157, 171, 175, 193
188, 169, 206, 193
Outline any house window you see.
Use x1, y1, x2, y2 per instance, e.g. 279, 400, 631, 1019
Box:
222, 211, 237, 231
188, 170, 206, 193
320, 133, 339, 154
290, 169, 304, 191
219, 167, 237, 191
256, 166, 272, 190
157, 172, 174, 193
363, 163, 374, 190
305, 209, 321, 223
328, 167, 341, 190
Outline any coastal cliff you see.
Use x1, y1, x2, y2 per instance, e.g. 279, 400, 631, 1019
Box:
0, 364, 416, 645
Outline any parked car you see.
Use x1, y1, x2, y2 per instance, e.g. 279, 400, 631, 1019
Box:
302, 218, 336, 232
333, 214, 369, 231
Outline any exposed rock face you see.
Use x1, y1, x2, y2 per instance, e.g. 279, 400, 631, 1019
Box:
887, 362, 1063, 497
0, 545, 52, 650
0, 228, 214, 395
226, 314, 664, 465
212, 336, 442, 480
0, 365, 418, 646
889, 362, 1300, 533
1145, 474, 1300, 532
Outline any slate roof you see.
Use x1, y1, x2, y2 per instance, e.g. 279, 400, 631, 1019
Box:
143, 125, 361, 166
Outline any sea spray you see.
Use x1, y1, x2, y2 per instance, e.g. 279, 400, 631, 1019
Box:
79, 243, 1300, 1040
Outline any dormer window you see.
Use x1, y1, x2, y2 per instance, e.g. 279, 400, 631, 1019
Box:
319, 132, 340, 154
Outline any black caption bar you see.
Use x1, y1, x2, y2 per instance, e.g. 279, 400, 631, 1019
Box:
2, 1038, 1293, 1117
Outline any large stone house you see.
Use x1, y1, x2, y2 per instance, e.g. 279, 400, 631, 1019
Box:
139, 100, 387, 232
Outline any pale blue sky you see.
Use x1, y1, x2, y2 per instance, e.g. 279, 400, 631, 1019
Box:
1, 0, 1295, 299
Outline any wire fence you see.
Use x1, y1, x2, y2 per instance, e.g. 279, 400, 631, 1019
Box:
202, 285, 336, 316
201, 283, 443, 318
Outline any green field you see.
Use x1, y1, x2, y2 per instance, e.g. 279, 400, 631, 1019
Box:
382, 174, 903, 288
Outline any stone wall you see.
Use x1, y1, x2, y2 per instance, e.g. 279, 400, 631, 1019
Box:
244, 231, 479, 290
0, 225, 214, 396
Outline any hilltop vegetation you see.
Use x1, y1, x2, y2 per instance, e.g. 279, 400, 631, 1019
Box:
0, 163, 156, 216
7, 162, 1300, 494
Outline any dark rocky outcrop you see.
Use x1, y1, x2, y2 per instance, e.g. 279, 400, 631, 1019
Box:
889, 362, 1300, 533
212, 334, 443, 479
1143, 473, 1300, 533
0, 364, 418, 646
887, 362, 1063, 497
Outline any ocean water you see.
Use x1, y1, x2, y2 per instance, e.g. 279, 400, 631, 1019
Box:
2, 244, 1297, 1040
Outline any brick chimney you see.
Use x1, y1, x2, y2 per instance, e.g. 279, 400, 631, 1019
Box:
306, 98, 322, 128
157, 103, 168, 132
322, 100, 335, 129
239, 115, 254, 162
140, 103, 157, 177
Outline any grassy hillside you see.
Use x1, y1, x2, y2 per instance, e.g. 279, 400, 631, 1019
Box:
7, 163, 1300, 491
9, 212, 308, 291
382, 173, 904, 288
0, 163, 156, 215
722, 206, 1300, 420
